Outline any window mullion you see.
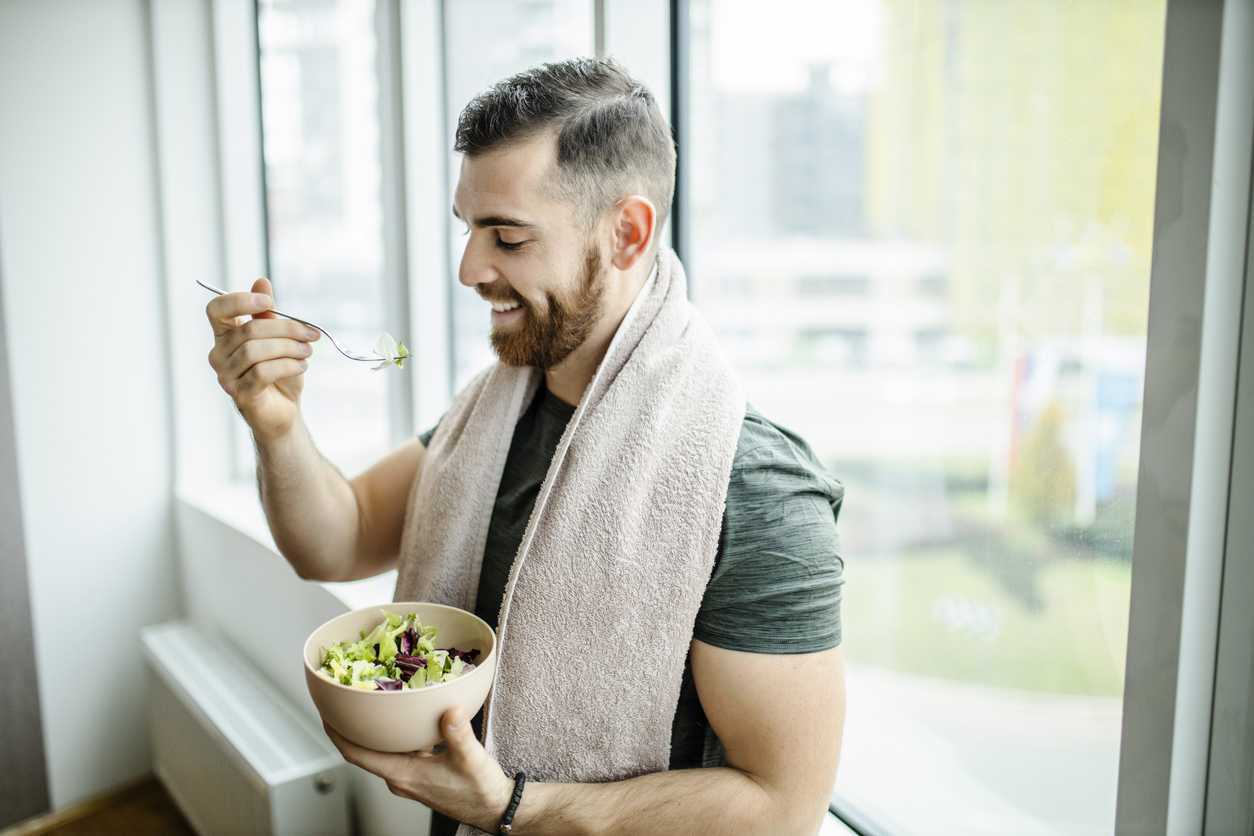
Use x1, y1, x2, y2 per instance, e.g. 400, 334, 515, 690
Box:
376, 0, 415, 447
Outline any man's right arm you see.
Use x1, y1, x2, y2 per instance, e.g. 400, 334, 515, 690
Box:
255, 415, 426, 583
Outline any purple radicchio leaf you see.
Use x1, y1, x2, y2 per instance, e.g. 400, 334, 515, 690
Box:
395, 653, 427, 668
394, 654, 426, 681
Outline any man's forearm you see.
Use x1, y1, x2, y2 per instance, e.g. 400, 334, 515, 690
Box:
506, 767, 816, 836
255, 415, 359, 582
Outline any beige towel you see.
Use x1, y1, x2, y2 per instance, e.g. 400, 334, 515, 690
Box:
393, 246, 745, 835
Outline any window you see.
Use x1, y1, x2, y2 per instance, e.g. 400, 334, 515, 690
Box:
918, 272, 949, 297
797, 275, 871, 296
252, 0, 391, 478
442, 0, 594, 393
684, 1, 1166, 833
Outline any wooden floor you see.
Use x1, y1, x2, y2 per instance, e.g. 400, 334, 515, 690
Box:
5, 777, 195, 836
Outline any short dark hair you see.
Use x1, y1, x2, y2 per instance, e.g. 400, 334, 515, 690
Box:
454, 57, 676, 236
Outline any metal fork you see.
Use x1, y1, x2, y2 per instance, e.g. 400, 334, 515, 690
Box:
196, 279, 400, 363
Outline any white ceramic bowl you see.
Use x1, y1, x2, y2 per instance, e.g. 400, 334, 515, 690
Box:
303, 601, 496, 752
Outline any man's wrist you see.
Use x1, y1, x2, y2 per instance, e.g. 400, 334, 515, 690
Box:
252, 416, 301, 455
498, 781, 570, 836
475, 771, 527, 833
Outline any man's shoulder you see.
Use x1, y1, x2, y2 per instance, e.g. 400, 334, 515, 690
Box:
728, 405, 844, 506
733, 404, 799, 461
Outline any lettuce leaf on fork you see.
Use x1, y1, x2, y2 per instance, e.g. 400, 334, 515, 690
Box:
371, 332, 410, 371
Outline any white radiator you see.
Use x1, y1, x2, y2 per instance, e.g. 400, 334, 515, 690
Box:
140, 621, 350, 836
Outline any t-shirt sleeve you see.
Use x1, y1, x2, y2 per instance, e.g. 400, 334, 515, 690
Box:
417, 416, 443, 448
693, 412, 845, 654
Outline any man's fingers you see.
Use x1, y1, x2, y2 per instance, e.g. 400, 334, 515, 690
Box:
222, 336, 312, 378
250, 278, 278, 322
206, 290, 274, 337
235, 357, 308, 399
323, 721, 417, 777
213, 318, 319, 365
441, 709, 479, 765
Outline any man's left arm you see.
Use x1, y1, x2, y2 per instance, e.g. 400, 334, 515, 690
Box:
508, 639, 846, 835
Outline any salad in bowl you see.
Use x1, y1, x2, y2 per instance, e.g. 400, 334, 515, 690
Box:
314, 610, 482, 691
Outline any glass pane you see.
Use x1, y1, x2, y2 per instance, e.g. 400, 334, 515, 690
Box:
686, 1, 1166, 833
443, 0, 594, 393
252, 0, 390, 478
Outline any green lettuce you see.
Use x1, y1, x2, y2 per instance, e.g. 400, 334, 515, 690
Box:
315, 609, 479, 691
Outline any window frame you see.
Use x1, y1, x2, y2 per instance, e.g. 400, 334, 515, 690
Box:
375, 0, 418, 450
1115, 1, 1253, 833
668, 0, 691, 275
1205, 134, 1254, 832
398, 0, 453, 430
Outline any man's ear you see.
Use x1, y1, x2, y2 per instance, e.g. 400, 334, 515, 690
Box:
608, 195, 656, 271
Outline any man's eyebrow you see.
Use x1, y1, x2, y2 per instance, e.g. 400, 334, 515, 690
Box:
451, 205, 535, 229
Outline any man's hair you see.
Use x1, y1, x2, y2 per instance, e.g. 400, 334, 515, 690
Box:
454, 57, 676, 235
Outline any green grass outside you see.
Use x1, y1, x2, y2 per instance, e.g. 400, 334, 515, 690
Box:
843, 549, 1131, 696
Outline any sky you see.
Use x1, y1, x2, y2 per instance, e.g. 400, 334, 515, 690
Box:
707, 0, 883, 95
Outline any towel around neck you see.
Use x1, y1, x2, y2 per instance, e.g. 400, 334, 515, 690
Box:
392, 246, 745, 834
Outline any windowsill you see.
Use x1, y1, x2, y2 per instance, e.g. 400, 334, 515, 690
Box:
821, 812, 858, 836
176, 477, 398, 611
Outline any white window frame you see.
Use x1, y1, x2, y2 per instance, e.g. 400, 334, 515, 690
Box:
1115, 1, 1253, 833
1204, 116, 1254, 831
376, 0, 418, 449
399, 0, 452, 430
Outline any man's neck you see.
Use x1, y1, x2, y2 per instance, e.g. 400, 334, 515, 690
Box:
544, 255, 657, 407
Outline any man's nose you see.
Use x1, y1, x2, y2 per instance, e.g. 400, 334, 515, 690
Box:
458, 239, 496, 289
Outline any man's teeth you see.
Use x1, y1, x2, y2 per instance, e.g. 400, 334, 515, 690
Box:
490, 300, 521, 312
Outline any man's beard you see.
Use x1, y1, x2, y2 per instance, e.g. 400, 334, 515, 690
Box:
489, 243, 606, 369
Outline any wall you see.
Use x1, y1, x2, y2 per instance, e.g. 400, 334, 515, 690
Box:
0, 229, 50, 826
0, 0, 181, 814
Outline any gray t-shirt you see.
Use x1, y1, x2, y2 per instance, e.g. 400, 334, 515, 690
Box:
426, 382, 843, 836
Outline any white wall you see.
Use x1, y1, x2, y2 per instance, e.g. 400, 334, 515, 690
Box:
0, 0, 181, 811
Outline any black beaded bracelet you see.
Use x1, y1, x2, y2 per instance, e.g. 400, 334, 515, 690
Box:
497, 770, 526, 834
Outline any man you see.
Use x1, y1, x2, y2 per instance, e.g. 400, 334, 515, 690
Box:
206, 58, 845, 836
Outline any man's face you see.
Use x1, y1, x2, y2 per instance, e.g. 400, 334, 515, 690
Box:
453, 133, 607, 369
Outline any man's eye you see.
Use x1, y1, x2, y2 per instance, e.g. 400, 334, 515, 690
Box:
496, 235, 525, 252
